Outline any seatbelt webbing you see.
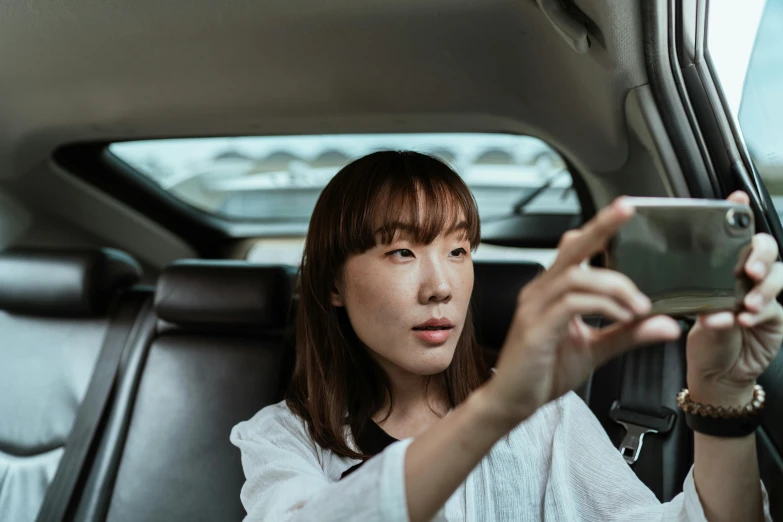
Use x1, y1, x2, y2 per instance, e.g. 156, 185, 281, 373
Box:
609, 320, 688, 501
35, 292, 150, 522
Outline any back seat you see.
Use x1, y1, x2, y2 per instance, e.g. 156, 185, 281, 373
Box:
70, 260, 293, 522
0, 248, 142, 522
472, 261, 544, 353
7, 253, 689, 520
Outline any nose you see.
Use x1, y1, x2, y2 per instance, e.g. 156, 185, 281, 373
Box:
418, 258, 452, 304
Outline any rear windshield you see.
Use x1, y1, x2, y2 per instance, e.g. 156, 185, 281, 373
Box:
109, 133, 579, 224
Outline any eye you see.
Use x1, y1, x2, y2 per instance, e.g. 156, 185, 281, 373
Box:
450, 247, 468, 258
386, 249, 415, 259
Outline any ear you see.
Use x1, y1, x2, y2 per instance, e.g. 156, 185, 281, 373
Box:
330, 284, 345, 307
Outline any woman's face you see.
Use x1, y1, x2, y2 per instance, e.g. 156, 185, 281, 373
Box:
332, 228, 474, 378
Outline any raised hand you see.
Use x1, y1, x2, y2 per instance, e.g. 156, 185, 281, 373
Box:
687, 191, 783, 404
487, 197, 682, 423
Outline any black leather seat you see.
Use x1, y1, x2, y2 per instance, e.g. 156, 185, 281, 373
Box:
758, 349, 783, 519
0, 248, 142, 522
72, 260, 294, 522
472, 261, 544, 353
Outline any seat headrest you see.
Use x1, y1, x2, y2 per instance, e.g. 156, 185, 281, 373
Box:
154, 260, 293, 328
0, 247, 143, 317
472, 261, 544, 350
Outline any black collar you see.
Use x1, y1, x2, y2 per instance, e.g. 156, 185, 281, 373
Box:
340, 421, 399, 479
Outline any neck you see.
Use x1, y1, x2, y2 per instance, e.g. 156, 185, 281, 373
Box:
373, 361, 450, 424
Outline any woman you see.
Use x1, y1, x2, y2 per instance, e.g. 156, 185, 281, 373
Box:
231, 151, 778, 521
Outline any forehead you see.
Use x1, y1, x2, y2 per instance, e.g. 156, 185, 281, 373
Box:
373, 180, 475, 243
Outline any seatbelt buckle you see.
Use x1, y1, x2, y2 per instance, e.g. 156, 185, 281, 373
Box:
609, 401, 676, 465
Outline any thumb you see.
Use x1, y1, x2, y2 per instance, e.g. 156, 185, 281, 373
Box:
592, 315, 682, 366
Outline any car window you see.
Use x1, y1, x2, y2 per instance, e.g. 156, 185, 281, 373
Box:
708, 0, 783, 212
109, 134, 577, 221
110, 134, 578, 265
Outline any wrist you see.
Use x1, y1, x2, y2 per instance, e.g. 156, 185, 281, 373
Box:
468, 381, 533, 435
687, 374, 756, 406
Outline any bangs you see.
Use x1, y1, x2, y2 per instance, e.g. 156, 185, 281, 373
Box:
340, 151, 481, 253
370, 178, 478, 246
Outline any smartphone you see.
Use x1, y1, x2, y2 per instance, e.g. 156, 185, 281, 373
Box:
605, 197, 755, 316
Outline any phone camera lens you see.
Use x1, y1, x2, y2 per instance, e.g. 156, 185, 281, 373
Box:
734, 212, 751, 229
726, 209, 753, 234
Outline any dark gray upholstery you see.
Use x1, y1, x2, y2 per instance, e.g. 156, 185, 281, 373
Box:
104, 335, 285, 522
758, 348, 783, 518
0, 247, 142, 522
155, 260, 291, 328
472, 261, 544, 351
0, 248, 142, 317
96, 262, 292, 522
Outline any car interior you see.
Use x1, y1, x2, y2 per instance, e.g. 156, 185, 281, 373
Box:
1, 0, 781, 521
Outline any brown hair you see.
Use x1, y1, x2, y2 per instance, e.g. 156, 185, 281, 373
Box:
285, 150, 491, 460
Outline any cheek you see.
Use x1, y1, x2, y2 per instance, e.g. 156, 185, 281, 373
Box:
343, 264, 412, 331
456, 270, 475, 312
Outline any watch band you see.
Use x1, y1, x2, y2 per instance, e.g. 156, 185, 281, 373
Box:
676, 384, 765, 438
684, 410, 762, 437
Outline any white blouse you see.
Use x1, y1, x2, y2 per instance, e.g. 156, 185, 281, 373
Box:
230, 391, 772, 521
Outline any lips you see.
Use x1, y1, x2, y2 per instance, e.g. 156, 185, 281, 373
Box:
412, 317, 454, 345
413, 317, 454, 329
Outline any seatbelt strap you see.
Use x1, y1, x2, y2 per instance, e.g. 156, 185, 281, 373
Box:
608, 343, 677, 465
608, 320, 688, 499
35, 291, 150, 522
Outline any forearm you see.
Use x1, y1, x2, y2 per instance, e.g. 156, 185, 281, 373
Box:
689, 382, 764, 522
404, 383, 524, 522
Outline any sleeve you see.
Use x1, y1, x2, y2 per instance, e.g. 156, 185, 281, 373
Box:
229, 405, 413, 522
551, 392, 772, 522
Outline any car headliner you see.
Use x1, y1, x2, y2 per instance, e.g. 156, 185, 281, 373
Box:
0, 0, 665, 267
0, 0, 647, 174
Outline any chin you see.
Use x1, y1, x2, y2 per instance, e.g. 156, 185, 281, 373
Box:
400, 345, 456, 376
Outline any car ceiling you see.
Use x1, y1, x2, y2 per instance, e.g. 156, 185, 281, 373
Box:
0, 0, 655, 268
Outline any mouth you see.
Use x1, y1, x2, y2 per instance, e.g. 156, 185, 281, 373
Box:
412, 325, 453, 331
412, 318, 454, 345
412, 318, 454, 330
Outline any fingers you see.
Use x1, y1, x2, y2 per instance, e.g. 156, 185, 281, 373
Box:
739, 305, 783, 328
550, 197, 634, 273
739, 297, 783, 329
529, 265, 650, 318
740, 237, 783, 327
744, 261, 783, 312
541, 292, 639, 330
726, 192, 775, 282
698, 311, 736, 331
698, 260, 783, 330
591, 315, 682, 366
727, 190, 750, 205
745, 233, 780, 283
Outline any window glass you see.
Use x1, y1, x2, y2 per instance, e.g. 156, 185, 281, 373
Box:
109, 134, 577, 223
708, 0, 783, 212
111, 134, 576, 265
